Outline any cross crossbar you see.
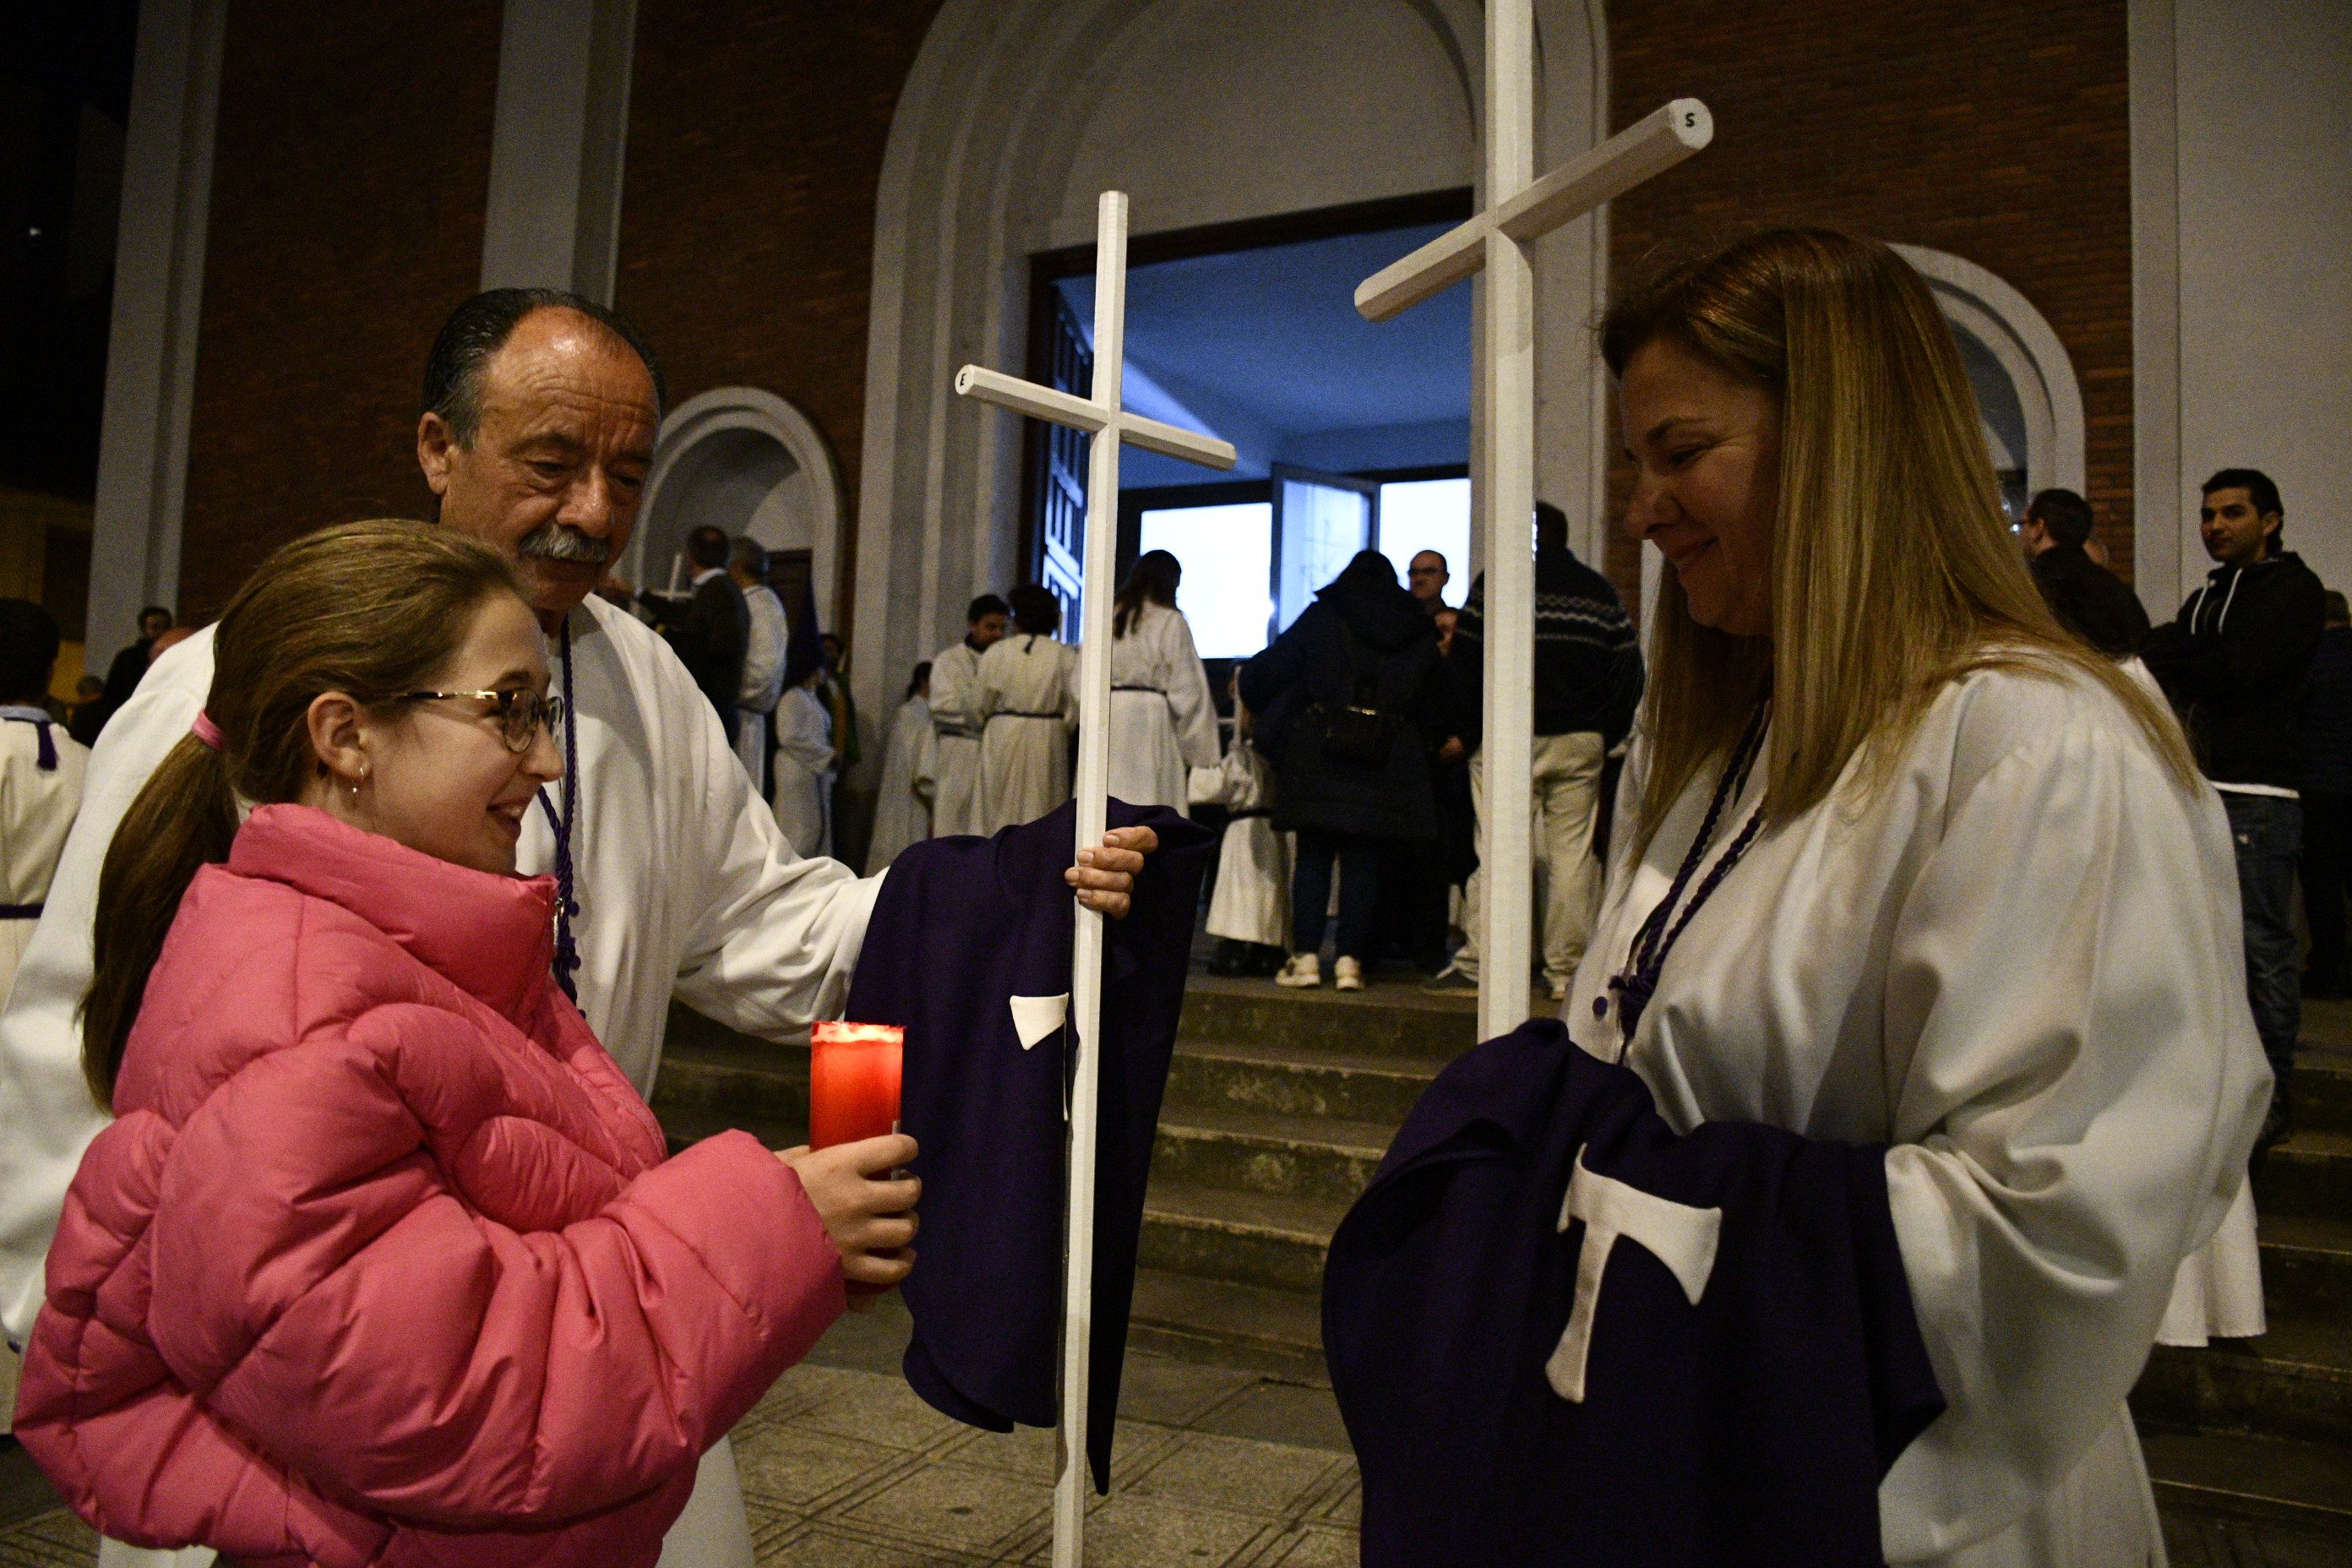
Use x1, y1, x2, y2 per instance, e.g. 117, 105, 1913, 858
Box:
954, 363, 1237, 468
1354, 98, 1714, 323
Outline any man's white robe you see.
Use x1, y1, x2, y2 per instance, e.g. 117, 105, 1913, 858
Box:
732, 582, 788, 791
865, 696, 935, 873
0, 594, 881, 1568
973, 633, 1075, 835
771, 683, 835, 858
1564, 662, 2268, 1568
1108, 602, 1219, 813
928, 640, 986, 837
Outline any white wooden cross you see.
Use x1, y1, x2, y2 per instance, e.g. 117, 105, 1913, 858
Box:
1355, 0, 1712, 1041
953, 188, 1236, 1568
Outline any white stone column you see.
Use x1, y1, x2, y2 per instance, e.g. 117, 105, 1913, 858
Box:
86, 0, 226, 656
479, 0, 639, 302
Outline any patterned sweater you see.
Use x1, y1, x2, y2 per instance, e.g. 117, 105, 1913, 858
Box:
1446, 543, 1643, 749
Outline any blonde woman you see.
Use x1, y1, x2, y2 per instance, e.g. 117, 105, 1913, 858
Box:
1563, 231, 2266, 1565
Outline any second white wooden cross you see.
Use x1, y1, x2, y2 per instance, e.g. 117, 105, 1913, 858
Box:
953, 188, 1236, 1568
1356, 0, 1712, 1041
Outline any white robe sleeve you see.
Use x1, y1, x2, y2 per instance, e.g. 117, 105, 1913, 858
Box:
0, 634, 212, 1342
930, 645, 978, 738
666, 654, 878, 1046
1060, 643, 1080, 730
737, 591, 787, 711
912, 710, 937, 803
1162, 610, 1221, 770
1875, 721, 2269, 1559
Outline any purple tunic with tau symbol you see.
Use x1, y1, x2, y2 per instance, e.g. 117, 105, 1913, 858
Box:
846, 799, 1211, 1492
1324, 1020, 1944, 1567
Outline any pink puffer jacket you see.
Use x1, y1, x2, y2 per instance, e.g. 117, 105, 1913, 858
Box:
15, 804, 842, 1567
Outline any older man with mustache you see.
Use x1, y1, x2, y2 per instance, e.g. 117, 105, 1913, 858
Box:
0, 289, 1156, 1568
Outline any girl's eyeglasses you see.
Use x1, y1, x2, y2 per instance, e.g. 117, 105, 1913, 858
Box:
399, 689, 566, 753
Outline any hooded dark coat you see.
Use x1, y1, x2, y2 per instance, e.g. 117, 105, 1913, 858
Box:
1239, 552, 1442, 842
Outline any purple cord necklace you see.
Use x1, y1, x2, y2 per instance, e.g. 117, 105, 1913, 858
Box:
536, 619, 583, 999
1601, 703, 1771, 1054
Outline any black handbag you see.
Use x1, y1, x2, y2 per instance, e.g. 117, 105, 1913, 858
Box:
1319, 699, 1401, 770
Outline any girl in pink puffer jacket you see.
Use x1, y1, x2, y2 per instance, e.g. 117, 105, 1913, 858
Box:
15, 522, 918, 1568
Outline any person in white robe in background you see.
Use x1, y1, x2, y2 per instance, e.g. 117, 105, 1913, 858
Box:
974, 585, 1077, 835
1565, 231, 2266, 1568
0, 294, 1157, 1568
927, 594, 1007, 837
772, 656, 836, 858
1107, 551, 1219, 812
1188, 720, 1290, 953
0, 600, 87, 1439
730, 537, 788, 796
865, 662, 936, 872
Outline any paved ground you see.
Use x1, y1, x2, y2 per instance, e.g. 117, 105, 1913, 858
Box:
5, 1294, 2344, 1565
0, 1296, 1361, 1566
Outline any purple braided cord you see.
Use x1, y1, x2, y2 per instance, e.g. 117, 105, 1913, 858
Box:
1603, 705, 1770, 1051
536, 620, 583, 1000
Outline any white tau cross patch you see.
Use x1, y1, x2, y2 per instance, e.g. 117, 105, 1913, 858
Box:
1545, 1151, 1723, 1402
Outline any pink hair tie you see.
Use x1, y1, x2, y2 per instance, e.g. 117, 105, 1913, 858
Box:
190, 711, 225, 753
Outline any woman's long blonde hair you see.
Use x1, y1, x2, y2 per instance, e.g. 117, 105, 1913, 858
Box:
1600, 229, 2192, 854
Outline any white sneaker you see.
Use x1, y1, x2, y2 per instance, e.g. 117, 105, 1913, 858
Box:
1548, 979, 1570, 1004
1274, 953, 1322, 988
1334, 956, 1365, 993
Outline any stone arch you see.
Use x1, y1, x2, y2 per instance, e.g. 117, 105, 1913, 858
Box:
630, 386, 846, 620
1894, 244, 2088, 501
850, 0, 1609, 722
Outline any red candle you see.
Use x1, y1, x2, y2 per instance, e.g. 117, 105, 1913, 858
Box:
808, 1022, 905, 1149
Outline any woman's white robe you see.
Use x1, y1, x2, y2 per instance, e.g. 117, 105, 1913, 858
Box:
865, 697, 936, 872
1190, 745, 1290, 949
771, 683, 835, 858
1563, 663, 2268, 1568
973, 633, 1076, 835
1108, 602, 1219, 812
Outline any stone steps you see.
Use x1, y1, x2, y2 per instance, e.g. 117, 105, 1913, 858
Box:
645, 988, 2352, 1537
2136, 1316, 2352, 1449
2139, 1427, 2352, 1535
1163, 1038, 1440, 1126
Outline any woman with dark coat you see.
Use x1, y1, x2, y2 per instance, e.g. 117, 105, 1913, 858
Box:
1239, 550, 1441, 991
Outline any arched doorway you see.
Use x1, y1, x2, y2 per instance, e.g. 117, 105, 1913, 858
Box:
1894, 244, 2088, 515
630, 387, 846, 625
852, 0, 1609, 726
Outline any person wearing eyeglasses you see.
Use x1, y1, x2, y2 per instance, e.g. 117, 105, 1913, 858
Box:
14, 522, 917, 1568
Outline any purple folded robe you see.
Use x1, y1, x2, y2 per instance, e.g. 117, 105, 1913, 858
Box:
1324, 1020, 1944, 1566
846, 798, 1212, 1491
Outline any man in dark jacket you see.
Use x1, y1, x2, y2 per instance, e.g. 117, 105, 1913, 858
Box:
2144, 468, 2327, 1140
667, 523, 751, 745
1239, 551, 1442, 992
1429, 504, 1643, 1002
93, 605, 172, 738
2299, 591, 2352, 998
2020, 488, 2148, 657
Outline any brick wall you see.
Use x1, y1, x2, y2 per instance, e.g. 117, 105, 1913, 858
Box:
615, 0, 944, 634
1601, 0, 2135, 610
177, 0, 502, 622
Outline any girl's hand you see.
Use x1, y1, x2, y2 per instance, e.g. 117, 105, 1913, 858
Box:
778, 1135, 919, 1288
